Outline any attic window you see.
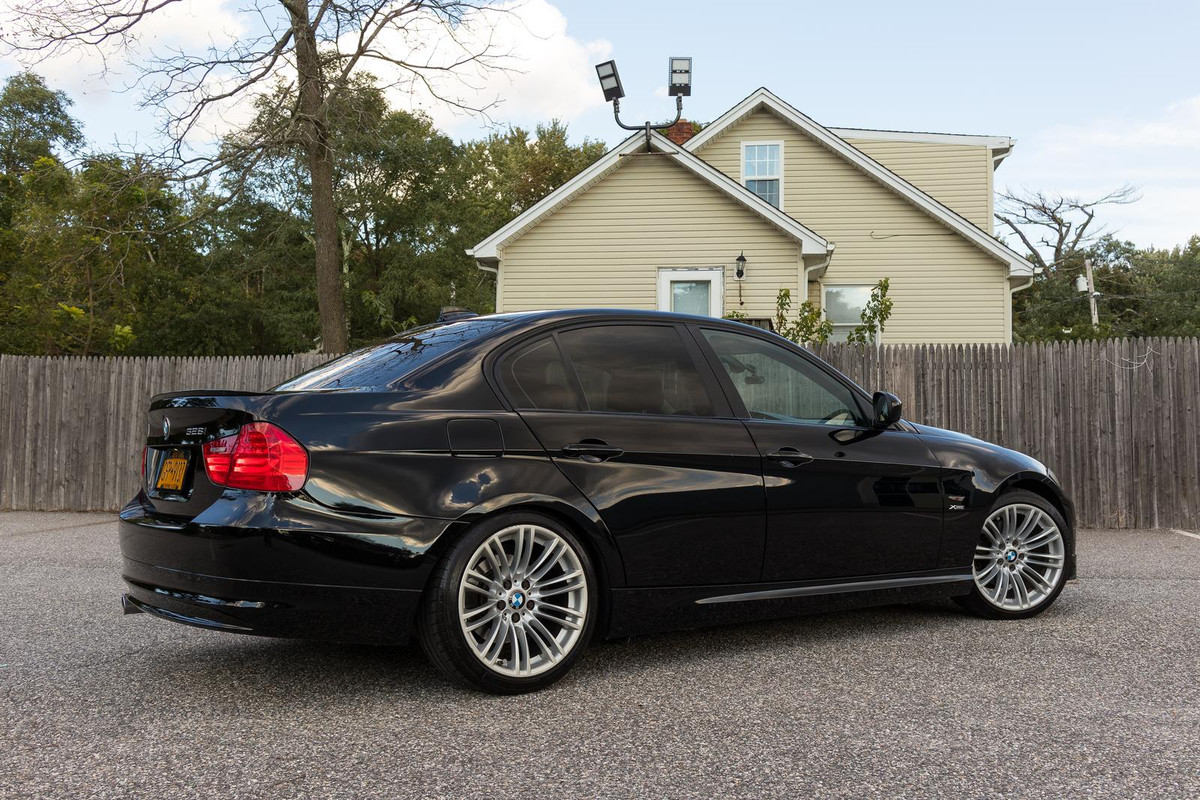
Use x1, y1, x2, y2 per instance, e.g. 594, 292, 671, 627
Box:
742, 142, 782, 208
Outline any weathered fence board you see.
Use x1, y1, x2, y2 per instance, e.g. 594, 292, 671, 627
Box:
2, 340, 1198, 529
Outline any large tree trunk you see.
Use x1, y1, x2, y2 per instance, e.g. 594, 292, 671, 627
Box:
285, 0, 348, 354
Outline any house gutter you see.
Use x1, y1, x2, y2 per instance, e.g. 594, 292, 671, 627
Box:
1010, 275, 1035, 293
466, 248, 498, 274
1005, 271, 1038, 342
803, 245, 837, 289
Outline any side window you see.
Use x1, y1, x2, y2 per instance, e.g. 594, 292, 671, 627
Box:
499, 337, 580, 410
701, 329, 867, 426
556, 325, 714, 417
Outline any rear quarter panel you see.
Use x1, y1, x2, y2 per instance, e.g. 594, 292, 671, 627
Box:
260, 391, 627, 589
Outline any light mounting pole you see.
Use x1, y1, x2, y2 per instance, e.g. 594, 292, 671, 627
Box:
1076, 259, 1101, 329
595, 58, 693, 145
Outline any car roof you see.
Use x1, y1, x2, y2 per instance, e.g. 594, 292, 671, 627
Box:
483, 308, 762, 330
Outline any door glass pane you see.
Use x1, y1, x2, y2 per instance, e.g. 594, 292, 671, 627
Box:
701, 329, 866, 426
557, 325, 713, 416
671, 280, 711, 316
498, 337, 580, 410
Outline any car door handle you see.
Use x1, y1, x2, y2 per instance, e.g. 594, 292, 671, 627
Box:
561, 442, 624, 463
765, 447, 814, 467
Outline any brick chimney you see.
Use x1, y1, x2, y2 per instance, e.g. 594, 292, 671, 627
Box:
663, 119, 701, 145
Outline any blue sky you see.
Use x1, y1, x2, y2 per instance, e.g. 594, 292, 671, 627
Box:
3, 0, 1198, 249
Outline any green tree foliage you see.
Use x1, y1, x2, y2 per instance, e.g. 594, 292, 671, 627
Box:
771, 279, 892, 347
0, 71, 606, 355
845, 278, 893, 345
3, 155, 201, 354
457, 121, 607, 242
1014, 235, 1200, 340
228, 78, 607, 346
773, 287, 832, 346
0, 71, 82, 177
0, 71, 84, 311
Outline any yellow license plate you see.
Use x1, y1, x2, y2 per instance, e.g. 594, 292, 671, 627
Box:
156, 452, 189, 492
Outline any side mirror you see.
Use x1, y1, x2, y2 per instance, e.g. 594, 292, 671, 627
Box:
872, 391, 903, 428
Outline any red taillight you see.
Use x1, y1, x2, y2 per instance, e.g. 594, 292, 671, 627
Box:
202, 422, 308, 492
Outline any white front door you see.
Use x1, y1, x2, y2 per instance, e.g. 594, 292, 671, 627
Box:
657, 267, 724, 317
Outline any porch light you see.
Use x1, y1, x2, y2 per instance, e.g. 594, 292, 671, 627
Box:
596, 56, 694, 140
595, 60, 624, 102
735, 252, 747, 280
668, 57, 692, 97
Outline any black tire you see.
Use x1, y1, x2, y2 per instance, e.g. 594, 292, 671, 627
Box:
955, 490, 1072, 620
416, 511, 597, 694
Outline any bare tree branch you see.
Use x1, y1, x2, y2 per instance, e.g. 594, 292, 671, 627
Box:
996, 184, 1140, 270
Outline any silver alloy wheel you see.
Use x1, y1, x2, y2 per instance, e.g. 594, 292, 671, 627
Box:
457, 524, 588, 677
973, 503, 1066, 612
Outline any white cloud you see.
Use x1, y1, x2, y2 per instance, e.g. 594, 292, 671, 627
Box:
0, 0, 250, 149
1000, 96, 1200, 249
2, 0, 608, 148
1040, 96, 1200, 153
0, 0, 245, 93
361, 0, 612, 137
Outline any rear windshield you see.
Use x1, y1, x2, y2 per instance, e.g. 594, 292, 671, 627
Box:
272, 317, 512, 391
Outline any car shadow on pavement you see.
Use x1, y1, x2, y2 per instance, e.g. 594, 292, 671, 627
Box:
126, 599, 968, 699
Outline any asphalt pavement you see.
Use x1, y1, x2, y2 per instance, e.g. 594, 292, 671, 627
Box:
2, 512, 1198, 799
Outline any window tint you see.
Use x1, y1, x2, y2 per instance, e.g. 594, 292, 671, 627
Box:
499, 337, 580, 410
273, 318, 512, 391
557, 325, 713, 416
702, 329, 866, 426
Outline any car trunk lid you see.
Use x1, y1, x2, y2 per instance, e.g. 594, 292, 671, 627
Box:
142, 391, 265, 518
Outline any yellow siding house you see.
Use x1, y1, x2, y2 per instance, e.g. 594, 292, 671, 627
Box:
469, 88, 1036, 343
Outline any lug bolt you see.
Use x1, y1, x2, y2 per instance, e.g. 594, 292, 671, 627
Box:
496, 600, 505, 609
511, 612, 520, 622
522, 579, 531, 590
503, 579, 512, 590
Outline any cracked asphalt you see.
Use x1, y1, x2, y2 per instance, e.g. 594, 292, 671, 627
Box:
2, 512, 1198, 799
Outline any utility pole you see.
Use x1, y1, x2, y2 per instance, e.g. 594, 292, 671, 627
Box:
1085, 258, 1100, 330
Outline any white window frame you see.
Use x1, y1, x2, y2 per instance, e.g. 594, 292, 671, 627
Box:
822, 283, 878, 343
740, 140, 784, 208
658, 267, 725, 317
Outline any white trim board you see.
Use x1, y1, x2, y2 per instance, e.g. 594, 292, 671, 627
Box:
740, 139, 785, 209
828, 127, 1015, 149
468, 130, 830, 266
684, 88, 1036, 278
658, 267, 725, 316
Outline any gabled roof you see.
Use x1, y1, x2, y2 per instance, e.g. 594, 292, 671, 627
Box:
685, 88, 1035, 277
468, 129, 830, 265
827, 126, 1017, 169
826, 126, 1014, 149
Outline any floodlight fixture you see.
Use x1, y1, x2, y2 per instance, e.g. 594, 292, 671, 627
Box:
595, 60, 624, 102
668, 57, 692, 97
596, 56, 694, 140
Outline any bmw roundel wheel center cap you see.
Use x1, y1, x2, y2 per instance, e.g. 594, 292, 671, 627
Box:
509, 590, 526, 610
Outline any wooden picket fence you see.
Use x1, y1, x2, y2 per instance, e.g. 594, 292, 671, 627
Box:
2, 338, 1198, 529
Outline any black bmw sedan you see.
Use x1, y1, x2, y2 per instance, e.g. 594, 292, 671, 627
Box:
120, 309, 1075, 693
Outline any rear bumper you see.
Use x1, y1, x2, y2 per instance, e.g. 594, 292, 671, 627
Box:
121, 557, 422, 643
119, 491, 453, 644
